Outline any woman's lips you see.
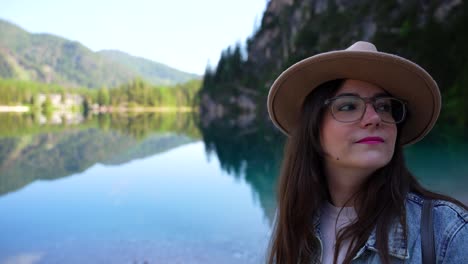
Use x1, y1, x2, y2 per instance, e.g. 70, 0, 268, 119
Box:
356, 137, 384, 144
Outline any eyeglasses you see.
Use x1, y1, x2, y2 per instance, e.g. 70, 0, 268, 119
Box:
324, 95, 407, 124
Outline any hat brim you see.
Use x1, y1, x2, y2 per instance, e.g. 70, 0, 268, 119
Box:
267, 50, 441, 145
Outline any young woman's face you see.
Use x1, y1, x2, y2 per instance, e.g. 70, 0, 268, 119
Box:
320, 79, 397, 172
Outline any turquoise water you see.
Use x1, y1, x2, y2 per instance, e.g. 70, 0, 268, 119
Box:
0, 141, 271, 263
0, 113, 466, 263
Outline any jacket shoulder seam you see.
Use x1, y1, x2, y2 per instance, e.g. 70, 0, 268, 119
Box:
433, 201, 468, 223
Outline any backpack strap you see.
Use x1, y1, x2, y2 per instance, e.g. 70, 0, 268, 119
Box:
421, 199, 436, 264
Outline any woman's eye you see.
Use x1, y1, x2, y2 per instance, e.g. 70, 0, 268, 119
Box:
337, 103, 358, 111
376, 103, 392, 112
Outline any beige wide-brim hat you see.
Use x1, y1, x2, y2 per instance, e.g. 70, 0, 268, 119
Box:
267, 41, 441, 146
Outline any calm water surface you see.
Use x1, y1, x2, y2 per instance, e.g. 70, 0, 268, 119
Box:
0, 141, 271, 264
0, 112, 466, 264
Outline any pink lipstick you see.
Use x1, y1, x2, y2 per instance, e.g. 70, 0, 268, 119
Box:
356, 137, 384, 144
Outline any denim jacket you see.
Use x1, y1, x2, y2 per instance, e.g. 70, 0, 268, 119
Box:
312, 193, 468, 263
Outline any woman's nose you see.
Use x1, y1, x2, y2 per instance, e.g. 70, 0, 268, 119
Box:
360, 103, 382, 127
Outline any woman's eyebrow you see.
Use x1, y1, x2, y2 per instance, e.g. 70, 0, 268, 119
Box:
335, 92, 358, 96
335, 92, 390, 97
373, 92, 391, 98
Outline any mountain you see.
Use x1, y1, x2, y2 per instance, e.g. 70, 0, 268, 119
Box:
0, 19, 199, 88
99, 50, 199, 86
199, 0, 468, 126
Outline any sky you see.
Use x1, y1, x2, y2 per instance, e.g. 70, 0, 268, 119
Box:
0, 0, 268, 75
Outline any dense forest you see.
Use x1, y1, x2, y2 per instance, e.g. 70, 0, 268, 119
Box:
200, 0, 468, 128
104, 78, 200, 108
0, 77, 201, 111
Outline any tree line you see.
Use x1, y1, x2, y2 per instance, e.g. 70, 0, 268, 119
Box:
102, 77, 200, 108
198, 1, 468, 128
0, 77, 201, 110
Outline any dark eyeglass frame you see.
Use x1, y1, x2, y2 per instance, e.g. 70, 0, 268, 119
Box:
323, 95, 407, 124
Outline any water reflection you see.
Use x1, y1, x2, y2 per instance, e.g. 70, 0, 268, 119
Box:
0, 111, 467, 262
0, 142, 270, 263
0, 112, 199, 196
198, 115, 468, 216
198, 114, 285, 225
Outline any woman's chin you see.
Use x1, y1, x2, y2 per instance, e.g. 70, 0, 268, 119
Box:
353, 154, 392, 170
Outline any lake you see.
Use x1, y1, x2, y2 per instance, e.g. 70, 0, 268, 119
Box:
0, 112, 466, 264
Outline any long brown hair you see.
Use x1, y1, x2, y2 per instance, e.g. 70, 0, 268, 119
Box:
267, 79, 467, 264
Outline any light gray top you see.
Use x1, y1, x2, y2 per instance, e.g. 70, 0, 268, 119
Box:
320, 202, 357, 264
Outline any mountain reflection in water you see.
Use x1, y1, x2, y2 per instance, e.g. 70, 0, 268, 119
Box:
0, 112, 466, 263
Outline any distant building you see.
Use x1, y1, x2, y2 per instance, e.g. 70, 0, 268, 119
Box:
37, 93, 83, 109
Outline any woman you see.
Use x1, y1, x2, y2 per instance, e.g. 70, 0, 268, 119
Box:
266, 41, 467, 264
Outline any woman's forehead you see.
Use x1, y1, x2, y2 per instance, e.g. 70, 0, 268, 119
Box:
335, 79, 388, 96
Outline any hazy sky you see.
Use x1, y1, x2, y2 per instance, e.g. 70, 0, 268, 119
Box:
0, 0, 268, 74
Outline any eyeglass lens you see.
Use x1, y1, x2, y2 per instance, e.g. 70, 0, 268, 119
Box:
330, 96, 405, 123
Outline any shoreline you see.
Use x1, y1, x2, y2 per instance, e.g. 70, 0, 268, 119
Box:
0, 105, 197, 113
0, 106, 30, 112
93, 106, 197, 113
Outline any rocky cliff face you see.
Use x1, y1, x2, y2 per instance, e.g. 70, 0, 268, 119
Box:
199, 0, 467, 127
248, 0, 463, 81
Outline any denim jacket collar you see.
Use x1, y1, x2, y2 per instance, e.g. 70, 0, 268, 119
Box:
358, 220, 409, 260
312, 205, 410, 261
